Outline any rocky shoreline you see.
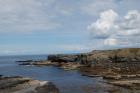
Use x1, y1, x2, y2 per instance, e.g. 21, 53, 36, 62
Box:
0, 75, 59, 93
17, 48, 140, 91
17, 60, 84, 70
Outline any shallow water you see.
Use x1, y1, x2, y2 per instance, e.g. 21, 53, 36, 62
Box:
0, 55, 135, 93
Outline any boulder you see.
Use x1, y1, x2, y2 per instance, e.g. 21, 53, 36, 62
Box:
35, 82, 59, 93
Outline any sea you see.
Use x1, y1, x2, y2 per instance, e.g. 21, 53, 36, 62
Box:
0, 55, 127, 93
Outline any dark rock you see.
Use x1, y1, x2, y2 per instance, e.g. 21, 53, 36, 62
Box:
16, 60, 34, 62
48, 54, 79, 62
19, 62, 33, 65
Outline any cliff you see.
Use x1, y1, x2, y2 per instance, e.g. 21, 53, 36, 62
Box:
88, 48, 140, 63
48, 48, 140, 64
48, 48, 140, 74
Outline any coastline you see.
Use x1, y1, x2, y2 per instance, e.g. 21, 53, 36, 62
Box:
0, 48, 140, 93
17, 48, 140, 91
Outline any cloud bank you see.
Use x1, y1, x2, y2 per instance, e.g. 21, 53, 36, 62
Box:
88, 9, 140, 48
0, 0, 59, 33
0, 0, 140, 55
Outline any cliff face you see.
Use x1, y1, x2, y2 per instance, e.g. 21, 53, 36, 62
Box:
48, 48, 140, 64
87, 48, 140, 63
48, 48, 140, 74
48, 53, 90, 65
48, 54, 80, 62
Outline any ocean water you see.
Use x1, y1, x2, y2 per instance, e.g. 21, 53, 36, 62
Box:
0, 55, 111, 93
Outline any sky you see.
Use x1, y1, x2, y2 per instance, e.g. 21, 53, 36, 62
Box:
0, 0, 140, 55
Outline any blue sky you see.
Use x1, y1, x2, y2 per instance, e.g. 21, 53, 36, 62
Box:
0, 0, 140, 55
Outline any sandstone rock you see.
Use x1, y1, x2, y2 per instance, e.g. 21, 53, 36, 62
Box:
109, 80, 140, 89
59, 62, 82, 70
103, 75, 122, 80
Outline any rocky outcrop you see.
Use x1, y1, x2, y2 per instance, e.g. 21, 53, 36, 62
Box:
48, 48, 140, 64
47, 48, 140, 74
0, 76, 59, 93
18, 54, 88, 70
18, 61, 60, 66
18, 60, 83, 70
88, 48, 140, 63
48, 54, 90, 65
18, 48, 140, 73
86, 48, 140, 75
16, 48, 140, 90
109, 79, 140, 89
48, 54, 79, 62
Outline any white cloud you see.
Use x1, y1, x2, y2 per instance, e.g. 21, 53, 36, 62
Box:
87, 9, 118, 38
88, 9, 140, 47
117, 10, 140, 36
114, 10, 140, 47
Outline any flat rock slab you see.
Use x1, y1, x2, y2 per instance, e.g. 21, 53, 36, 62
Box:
0, 76, 59, 93
110, 79, 140, 89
